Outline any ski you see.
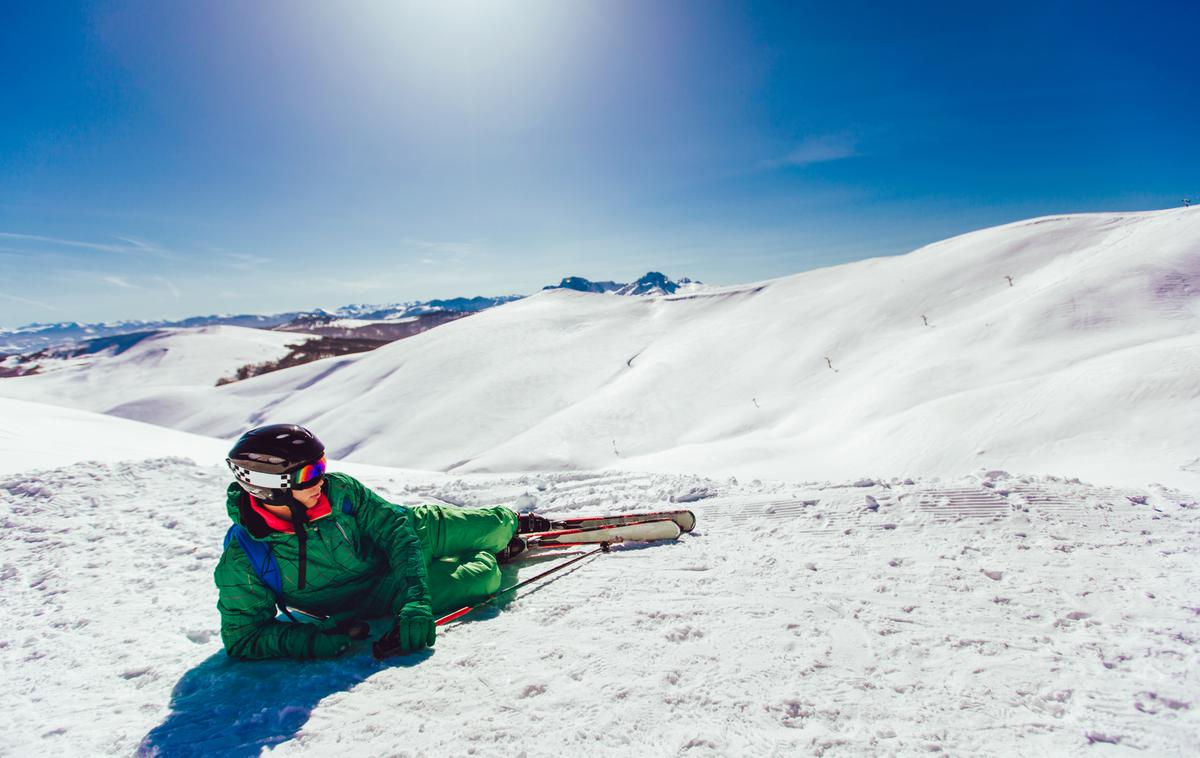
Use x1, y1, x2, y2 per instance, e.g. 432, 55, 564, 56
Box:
519, 508, 696, 535
524, 518, 682, 547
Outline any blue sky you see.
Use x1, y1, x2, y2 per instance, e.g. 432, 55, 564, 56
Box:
1, 0, 1197, 327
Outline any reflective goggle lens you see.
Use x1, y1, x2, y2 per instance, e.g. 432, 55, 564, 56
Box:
292, 457, 326, 488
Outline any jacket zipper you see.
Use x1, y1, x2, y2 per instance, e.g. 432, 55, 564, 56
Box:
333, 519, 352, 545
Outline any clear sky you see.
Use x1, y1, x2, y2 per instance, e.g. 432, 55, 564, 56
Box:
1, 0, 1197, 327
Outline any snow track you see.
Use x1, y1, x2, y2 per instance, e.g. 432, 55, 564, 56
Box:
1, 461, 1197, 756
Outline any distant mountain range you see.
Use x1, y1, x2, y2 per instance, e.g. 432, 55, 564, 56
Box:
545, 272, 699, 296
0, 273, 696, 353
0, 295, 520, 353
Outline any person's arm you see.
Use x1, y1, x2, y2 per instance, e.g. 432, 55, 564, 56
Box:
341, 477, 432, 613
342, 477, 435, 651
214, 549, 354, 660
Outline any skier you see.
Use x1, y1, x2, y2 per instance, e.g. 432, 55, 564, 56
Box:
215, 423, 527, 660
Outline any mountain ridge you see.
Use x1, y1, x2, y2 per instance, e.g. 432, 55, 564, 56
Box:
0, 274, 693, 352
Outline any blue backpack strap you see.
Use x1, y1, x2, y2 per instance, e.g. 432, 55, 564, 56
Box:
224, 524, 295, 621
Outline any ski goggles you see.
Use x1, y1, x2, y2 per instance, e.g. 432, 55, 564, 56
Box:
291, 457, 327, 489
228, 455, 327, 491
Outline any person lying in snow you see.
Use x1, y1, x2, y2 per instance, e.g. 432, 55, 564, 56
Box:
215, 423, 527, 660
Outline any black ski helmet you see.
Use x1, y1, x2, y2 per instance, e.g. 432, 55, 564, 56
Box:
227, 424, 326, 505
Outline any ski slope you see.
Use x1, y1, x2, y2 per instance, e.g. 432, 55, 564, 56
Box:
30, 207, 1195, 491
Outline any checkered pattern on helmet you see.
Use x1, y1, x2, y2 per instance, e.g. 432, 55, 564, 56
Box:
229, 461, 292, 489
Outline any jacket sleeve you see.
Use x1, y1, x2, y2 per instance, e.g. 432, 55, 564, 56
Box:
214, 548, 352, 660
343, 476, 432, 616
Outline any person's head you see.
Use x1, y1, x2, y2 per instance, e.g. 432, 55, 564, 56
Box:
226, 424, 326, 510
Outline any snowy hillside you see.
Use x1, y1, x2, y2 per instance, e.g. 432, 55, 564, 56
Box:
0, 397, 227, 473
0, 325, 313, 412
64, 208, 1199, 490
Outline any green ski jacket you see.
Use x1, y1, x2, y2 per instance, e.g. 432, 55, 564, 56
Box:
214, 472, 431, 660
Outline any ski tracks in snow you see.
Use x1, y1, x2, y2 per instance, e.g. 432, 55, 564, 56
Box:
1, 462, 1197, 756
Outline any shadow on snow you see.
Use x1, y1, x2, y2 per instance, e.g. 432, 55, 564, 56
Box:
137, 645, 430, 757
138, 545, 629, 756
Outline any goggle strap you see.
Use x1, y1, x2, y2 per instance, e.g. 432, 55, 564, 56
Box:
229, 461, 293, 490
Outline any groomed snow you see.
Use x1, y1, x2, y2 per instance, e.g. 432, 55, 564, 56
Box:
11, 208, 1193, 491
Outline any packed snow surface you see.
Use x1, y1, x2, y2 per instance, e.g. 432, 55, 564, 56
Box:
2, 457, 1197, 757
8, 209, 1195, 490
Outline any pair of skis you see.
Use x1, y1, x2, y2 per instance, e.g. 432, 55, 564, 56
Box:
514, 508, 696, 551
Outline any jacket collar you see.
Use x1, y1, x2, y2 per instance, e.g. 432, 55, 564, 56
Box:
247, 493, 332, 533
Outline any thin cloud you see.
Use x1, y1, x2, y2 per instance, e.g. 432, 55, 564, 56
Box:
401, 238, 485, 258
0, 292, 59, 311
103, 275, 141, 290
328, 277, 397, 292
221, 252, 273, 271
763, 135, 858, 169
0, 245, 46, 259
154, 276, 181, 299
0, 232, 176, 259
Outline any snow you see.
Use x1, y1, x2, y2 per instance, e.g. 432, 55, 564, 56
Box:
0, 397, 228, 473
2, 209, 1199, 756
10, 208, 1190, 491
0, 325, 313, 413
2, 453, 1197, 756
321, 317, 416, 328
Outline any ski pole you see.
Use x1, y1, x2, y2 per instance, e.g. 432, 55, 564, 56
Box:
373, 543, 611, 659
435, 542, 612, 626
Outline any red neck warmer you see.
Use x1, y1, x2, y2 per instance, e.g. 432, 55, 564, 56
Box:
248, 493, 332, 533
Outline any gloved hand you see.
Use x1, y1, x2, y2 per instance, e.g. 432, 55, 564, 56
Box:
331, 618, 372, 641
310, 618, 370, 658
390, 601, 436, 653
311, 631, 354, 658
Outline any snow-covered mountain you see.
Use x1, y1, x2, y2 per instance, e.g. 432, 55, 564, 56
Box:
0, 313, 304, 353
544, 271, 702, 296
19, 208, 1192, 490
329, 295, 522, 321
615, 271, 701, 296
0, 296, 522, 353
0, 277, 681, 354
273, 308, 479, 341
544, 275, 625, 293
0, 325, 315, 412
